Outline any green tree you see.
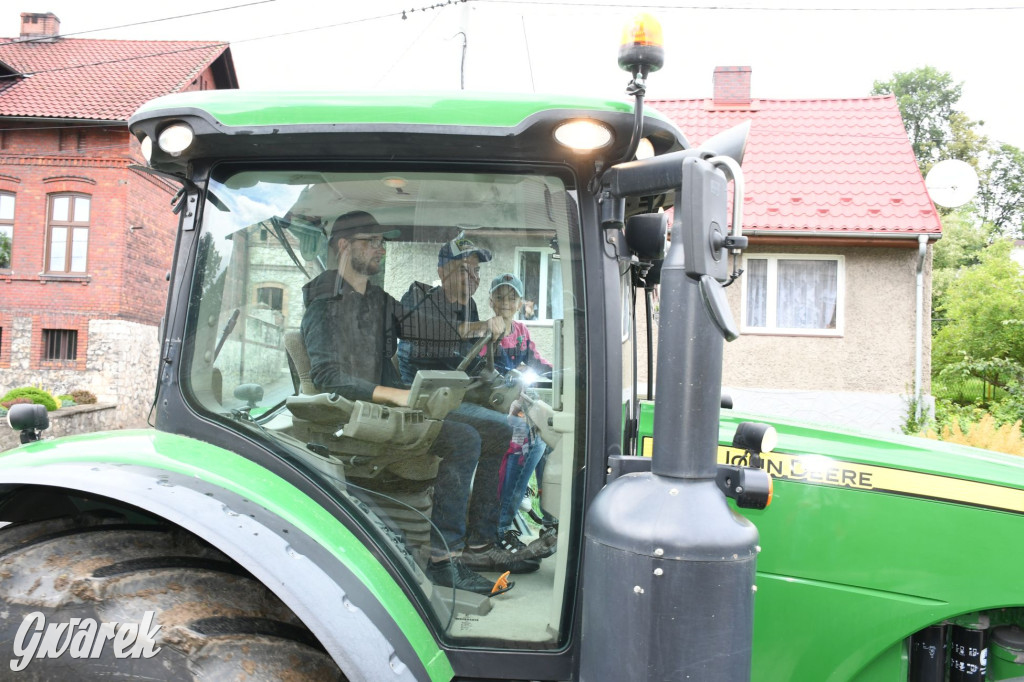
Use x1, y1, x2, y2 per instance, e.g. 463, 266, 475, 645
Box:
933, 240, 1024, 368
931, 209, 989, 323
0, 232, 10, 269
874, 66, 1022, 240
932, 240, 1024, 426
978, 142, 1024, 239
871, 66, 987, 173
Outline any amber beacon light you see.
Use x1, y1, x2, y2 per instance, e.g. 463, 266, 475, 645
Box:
618, 13, 664, 78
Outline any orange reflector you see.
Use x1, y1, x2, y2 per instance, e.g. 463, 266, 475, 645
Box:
766, 476, 774, 507
620, 13, 664, 48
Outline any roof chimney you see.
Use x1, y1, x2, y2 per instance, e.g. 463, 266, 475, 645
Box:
713, 66, 752, 107
20, 12, 61, 42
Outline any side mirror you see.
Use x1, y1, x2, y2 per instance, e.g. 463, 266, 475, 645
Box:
233, 383, 264, 409
696, 120, 751, 167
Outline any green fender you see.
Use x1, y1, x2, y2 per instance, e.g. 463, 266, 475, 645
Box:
0, 428, 453, 682
637, 402, 1024, 680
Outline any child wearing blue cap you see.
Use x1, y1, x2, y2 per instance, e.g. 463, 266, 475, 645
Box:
487, 273, 557, 557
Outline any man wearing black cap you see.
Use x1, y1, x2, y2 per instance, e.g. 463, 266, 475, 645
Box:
300, 211, 526, 595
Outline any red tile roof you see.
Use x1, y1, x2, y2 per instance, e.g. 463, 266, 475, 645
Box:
649, 95, 942, 237
0, 37, 232, 121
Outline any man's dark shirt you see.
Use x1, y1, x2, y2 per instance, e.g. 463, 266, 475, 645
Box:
397, 282, 480, 384
300, 270, 466, 401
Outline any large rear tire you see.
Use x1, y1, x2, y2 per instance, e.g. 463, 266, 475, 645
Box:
0, 512, 346, 680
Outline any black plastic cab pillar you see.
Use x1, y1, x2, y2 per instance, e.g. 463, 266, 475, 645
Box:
581, 156, 759, 681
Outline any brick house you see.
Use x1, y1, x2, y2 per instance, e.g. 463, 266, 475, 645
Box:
647, 67, 942, 433
0, 12, 236, 426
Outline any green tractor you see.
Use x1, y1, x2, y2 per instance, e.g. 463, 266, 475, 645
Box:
2, 15, 1022, 681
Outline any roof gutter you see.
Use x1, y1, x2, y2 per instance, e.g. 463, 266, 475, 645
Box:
746, 232, 941, 248
0, 115, 126, 125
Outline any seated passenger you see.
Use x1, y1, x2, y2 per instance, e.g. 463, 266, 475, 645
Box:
398, 238, 552, 562
486, 273, 557, 555
300, 211, 522, 595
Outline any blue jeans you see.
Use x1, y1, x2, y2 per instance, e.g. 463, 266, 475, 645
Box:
435, 402, 512, 549
428, 419, 481, 557
498, 432, 548, 533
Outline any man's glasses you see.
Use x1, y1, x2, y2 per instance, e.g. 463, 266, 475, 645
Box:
352, 237, 388, 249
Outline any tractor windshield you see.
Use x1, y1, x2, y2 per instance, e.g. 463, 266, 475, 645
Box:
181, 164, 583, 647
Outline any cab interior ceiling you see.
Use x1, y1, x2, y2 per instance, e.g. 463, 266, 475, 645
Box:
216, 171, 577, 237
215, 167, 674, 227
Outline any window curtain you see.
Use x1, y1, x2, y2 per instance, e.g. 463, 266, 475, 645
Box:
745, 258, 767, 327
776, 259, 837, 329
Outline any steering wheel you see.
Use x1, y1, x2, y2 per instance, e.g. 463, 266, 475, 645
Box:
456, 331, 494, 373
455, 330, 526, 415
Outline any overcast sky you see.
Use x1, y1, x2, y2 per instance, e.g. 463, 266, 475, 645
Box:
7, 1, 1023, 148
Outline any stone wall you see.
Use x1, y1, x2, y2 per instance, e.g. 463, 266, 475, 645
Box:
0, 319, 158, 429
0, 403, 119, 452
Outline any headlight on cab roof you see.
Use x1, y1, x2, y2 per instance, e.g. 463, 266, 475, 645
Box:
553, 119, 614, 151
139, 135, 153, 163
157, 123, 195, 157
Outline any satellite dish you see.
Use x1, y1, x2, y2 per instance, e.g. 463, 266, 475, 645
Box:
925, 159, 979, 208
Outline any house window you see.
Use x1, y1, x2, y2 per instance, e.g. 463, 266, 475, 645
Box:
46, 194, 90, 273
515, 247, 562, 321
256, 286, 284, 312
0, 192, 13, 269
43, 329, 78, 361
741, 254, 844, 335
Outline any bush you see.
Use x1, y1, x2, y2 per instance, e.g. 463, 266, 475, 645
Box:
70, 389, 98, 405
57, 394, 77, 407
924, 413, 1024, 457
0, 387, 59, 412
0, 397, 34, 410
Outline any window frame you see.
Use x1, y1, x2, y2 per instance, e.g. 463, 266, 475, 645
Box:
45, 193, 91, 274
0, 191, 13, 270
739, 253, 845, 337
513, 245, 559, 325
188, 164, 585, 652
42, 328, 78, 361
255, 284, 285, 313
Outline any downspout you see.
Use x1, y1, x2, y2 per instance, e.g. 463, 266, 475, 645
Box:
914, 234, 929, 421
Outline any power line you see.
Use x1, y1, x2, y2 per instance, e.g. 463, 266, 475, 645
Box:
0, 2, 461, 81
477, 0, 1024, 10
3, 0, 1018, 82
375, 10, 446, 88
0, 1, 279, 47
